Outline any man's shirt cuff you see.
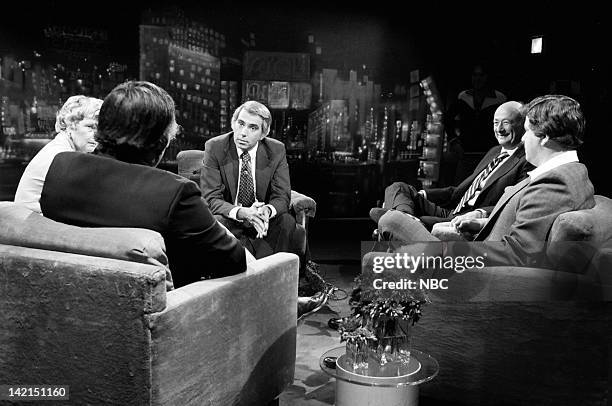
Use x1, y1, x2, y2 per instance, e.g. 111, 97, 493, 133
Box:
266, 204, 276, 219
228, 206, 240, 220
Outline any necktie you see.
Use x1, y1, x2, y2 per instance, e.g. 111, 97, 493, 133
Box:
452, 151, 509, 214
237, 151, 255, 208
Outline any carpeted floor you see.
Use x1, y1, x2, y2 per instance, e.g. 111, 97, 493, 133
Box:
280, 263, 356, 406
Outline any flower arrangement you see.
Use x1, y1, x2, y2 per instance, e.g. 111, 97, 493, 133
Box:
338, 270, 429, 369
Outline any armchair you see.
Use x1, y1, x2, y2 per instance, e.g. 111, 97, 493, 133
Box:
177, 149, 316, 258
0, 201, 299, 405
363, 194, 612, 405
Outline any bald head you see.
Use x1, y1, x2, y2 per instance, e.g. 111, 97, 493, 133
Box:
493, 101, 525, 149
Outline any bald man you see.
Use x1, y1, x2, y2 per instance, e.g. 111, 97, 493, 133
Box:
373, 101, 534, 234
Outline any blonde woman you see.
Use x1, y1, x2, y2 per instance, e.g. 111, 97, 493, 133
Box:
14, 95, 103, 213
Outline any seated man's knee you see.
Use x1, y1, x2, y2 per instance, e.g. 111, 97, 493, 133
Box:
378, 210, 408, 233
386, 181, 417, 195
386, 181, 410, 193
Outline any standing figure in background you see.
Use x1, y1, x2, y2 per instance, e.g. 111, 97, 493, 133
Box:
448, 62, 507, 154
14, 95, 103, 213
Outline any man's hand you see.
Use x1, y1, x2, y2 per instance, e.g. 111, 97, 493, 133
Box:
454, 218, 487, 233
450, 210, 484, 227
448, 211, 488, 240
237, 204, 268, 238
451, 217, 488, 240
255, 202, 272, 223
252, 202, 271, 238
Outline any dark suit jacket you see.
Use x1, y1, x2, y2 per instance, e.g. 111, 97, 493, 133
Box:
40, 151, 246, 288
200, 132, 291, 217
426, 143, 533, 214
475, 162, 595, 266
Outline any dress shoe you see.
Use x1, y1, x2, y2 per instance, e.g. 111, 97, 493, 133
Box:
298, 260, 326, 297
297, 290, 329, 320
328, 317, 343, 330
369, 207, 389, 224
371, 228, 380, 241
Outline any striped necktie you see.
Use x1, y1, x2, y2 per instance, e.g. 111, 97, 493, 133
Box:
452, 151, 509, 214
237, 151, 255, 208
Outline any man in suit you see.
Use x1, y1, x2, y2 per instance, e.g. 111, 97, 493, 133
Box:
373, 101, 533, 234
380, 94, 595, 266
40, 81, 248, 288
200, 100, 296, 259
201, 101, 329, 318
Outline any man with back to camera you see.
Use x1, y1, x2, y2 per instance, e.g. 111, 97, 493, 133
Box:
371, 101, 534, 235
40, 81, 248, 288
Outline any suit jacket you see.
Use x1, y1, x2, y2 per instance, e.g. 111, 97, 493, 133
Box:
474, 162, 595, 266
200, 132, 291, 217
426, 143, 533, 213
40, 151, 246, 288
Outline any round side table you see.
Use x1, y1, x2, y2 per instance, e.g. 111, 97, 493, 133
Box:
320, 346, 439, 406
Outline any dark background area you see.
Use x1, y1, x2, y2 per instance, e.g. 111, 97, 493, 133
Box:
2, 0, 610, 196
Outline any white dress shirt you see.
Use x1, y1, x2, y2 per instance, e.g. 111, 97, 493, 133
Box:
228, 142, 277, 220
14, 132, 75, 213
528, 150, 579, 181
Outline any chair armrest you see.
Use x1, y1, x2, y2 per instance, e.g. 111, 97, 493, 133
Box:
291, 190, 316, 227
147, 252, 299, 406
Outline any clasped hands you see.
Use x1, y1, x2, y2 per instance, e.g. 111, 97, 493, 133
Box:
237, 202, 271, 238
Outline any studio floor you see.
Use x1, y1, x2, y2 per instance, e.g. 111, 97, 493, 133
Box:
282, 218, 463, 406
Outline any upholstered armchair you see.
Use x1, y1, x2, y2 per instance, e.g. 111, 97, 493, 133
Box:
362, 194, 612, 406
0, 202, 299, 405
177, 149, 316, 258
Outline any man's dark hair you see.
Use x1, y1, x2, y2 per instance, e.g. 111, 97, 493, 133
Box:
95, 81, 175, 165
524, 94, 585, 150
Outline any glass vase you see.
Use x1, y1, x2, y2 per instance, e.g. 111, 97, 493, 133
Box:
370, 319, 413, 366
345, 337, 371, 373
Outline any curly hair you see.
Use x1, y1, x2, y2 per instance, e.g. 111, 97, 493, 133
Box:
95, 81, 175, 166
54, 95, 103, 133
524, 95, 585, 150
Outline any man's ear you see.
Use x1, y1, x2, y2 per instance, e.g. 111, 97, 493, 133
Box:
540, 135, 550, 146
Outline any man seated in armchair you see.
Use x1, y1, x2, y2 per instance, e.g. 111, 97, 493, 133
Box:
200, 100, 328, 317
380, 95, 595, 265
39, 81, 248, 289
371, 101, 533, 234
330, 95, 596, 331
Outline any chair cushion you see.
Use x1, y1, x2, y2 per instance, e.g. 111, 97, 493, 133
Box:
0, 202, 173, 290
177, 150, 205, 182
549, 195, 612, 243
546, 195, 612, 275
